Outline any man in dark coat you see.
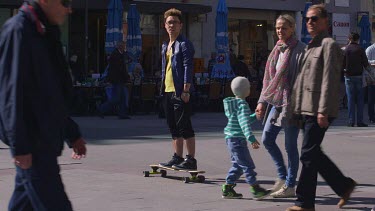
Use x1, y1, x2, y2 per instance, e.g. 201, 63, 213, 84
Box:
233, 55, 250, 78
98, 41, 131, 119
0, 0, 87, 210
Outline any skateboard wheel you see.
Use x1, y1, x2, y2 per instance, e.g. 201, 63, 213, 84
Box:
184, 177, 190, 183
160, 170, 167, 177
143, 171, 150, 177
197, 175, 205, 183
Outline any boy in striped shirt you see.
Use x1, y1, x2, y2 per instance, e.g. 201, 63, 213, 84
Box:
222, 77, 270, 200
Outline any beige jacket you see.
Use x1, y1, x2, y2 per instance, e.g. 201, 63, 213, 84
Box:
292, 32, 343, 118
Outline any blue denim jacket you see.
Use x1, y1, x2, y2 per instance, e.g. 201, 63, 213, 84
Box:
160, 34, 195, 97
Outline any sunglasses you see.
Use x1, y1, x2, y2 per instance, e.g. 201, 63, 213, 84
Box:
61, 0, 72, 8
305, 16, 320, 23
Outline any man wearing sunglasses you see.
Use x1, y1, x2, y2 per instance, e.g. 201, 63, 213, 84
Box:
0, 0, 86, 210
287, 4, 356, 211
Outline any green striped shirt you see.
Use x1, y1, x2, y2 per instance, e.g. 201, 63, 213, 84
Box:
223, 97, 256, 143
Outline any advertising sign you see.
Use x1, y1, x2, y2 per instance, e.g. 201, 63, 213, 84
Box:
332, 13, 350, 45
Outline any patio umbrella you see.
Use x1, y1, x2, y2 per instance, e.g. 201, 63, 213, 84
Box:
126, 4, 143, 75
301, 2, 312, 44
358, 14, 372, 49
105, 0, 123, 54
211, 0, 234, 79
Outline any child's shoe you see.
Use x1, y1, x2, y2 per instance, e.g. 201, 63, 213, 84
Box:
222, 184, 243, 199
250, 184, 270, 200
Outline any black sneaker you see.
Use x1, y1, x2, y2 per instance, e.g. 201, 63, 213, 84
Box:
159, 153, 184, 168
172, 155, 197, 170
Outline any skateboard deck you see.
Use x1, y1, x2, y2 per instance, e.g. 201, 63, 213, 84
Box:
143, 164, 206, 183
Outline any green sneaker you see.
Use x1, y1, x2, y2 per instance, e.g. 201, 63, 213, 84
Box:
222, 184, 243, 199
250, 184, 270, 200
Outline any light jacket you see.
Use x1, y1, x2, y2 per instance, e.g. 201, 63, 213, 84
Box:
292, 32, 343, 118
160, 34, 195, 97
223, 97, 257, 143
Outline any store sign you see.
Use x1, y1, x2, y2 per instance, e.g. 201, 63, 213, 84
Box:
332, 13, 350, 45
335, 0, 349, 7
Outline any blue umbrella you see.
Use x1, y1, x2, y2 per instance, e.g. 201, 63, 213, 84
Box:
358, 14, 372, 49
105, 0, 123, 54
211, 0, 234, 79
301, 2, 312, 44
126, 4, 143, 75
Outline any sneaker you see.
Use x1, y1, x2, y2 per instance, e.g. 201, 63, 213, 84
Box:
285, 206, 315, 211
268, 178, 285, 193
222, 184, 243, 199
270, 185, 296, 198
357, 123, 368, 127
337, 179, 357, 208
159, 153, 184, 168
250, 184, 271, 200
172, 155, 197, 170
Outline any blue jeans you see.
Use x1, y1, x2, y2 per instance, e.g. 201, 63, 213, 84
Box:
345, 76, 364, 124
99, 84, 129, 117
225, 138, 257, 185
8, 152, 73, 211
368, 85, 375, 121
261, 106, 299, 187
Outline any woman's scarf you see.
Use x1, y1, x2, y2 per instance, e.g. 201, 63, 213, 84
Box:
261, 36, 298, 107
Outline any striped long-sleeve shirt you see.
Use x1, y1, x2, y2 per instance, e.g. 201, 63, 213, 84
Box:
223, 97, 257, 143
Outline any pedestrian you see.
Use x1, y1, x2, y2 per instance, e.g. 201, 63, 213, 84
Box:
343, 32, 370, 127
0, 0, 87, 210
221, 76, 270, 200
365, 42, 375, 124
158, 8, 197, 170
255, 14, 305, 198
286, 4, 356, 211
233, 55, 250, 78
98, 41, 131, 119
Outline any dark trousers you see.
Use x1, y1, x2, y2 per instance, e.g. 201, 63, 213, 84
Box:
163, 92, 194, 139
295, 116, 353, 208
8, 152, 73, 211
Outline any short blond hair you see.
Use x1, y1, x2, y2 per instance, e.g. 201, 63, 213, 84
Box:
164, 8, 182, 23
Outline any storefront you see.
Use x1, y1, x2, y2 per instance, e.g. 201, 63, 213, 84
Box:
69, 0, 211, 77
201, 0, 305, 78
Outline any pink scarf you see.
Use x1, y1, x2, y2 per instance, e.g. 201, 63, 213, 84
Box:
261, 36, 298, 107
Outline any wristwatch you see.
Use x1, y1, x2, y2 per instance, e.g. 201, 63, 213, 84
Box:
182, 92, 190, 97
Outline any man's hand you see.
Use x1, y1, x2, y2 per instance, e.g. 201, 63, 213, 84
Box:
317, 113, 329, 128
251, 140, 260, 149
255, 103, 266, 120
71, 138, 87, 160
181, 93, 190, 103
14, 154, 32, 169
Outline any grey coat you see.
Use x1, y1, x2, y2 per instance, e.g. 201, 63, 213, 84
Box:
258, 40, 306, 126
292, 32, 343, 118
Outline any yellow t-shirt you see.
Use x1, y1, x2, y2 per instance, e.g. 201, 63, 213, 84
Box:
164, 48, 175, 92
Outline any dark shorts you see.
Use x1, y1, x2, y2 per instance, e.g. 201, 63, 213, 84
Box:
163, 92, 195, 139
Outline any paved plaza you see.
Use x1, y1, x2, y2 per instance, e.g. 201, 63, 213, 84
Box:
0, 110, 374, 211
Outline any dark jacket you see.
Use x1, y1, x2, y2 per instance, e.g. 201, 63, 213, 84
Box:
233, 61, 250, 78
0, 3, 81, 156
160, 34, 195, 97
343, 42, 369, 76
107, 49, 130, 84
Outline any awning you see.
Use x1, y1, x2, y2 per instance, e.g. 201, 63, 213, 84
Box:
72, 0, 211, 14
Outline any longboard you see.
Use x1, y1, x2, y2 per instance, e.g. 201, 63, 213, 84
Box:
143, 164, 206, 183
